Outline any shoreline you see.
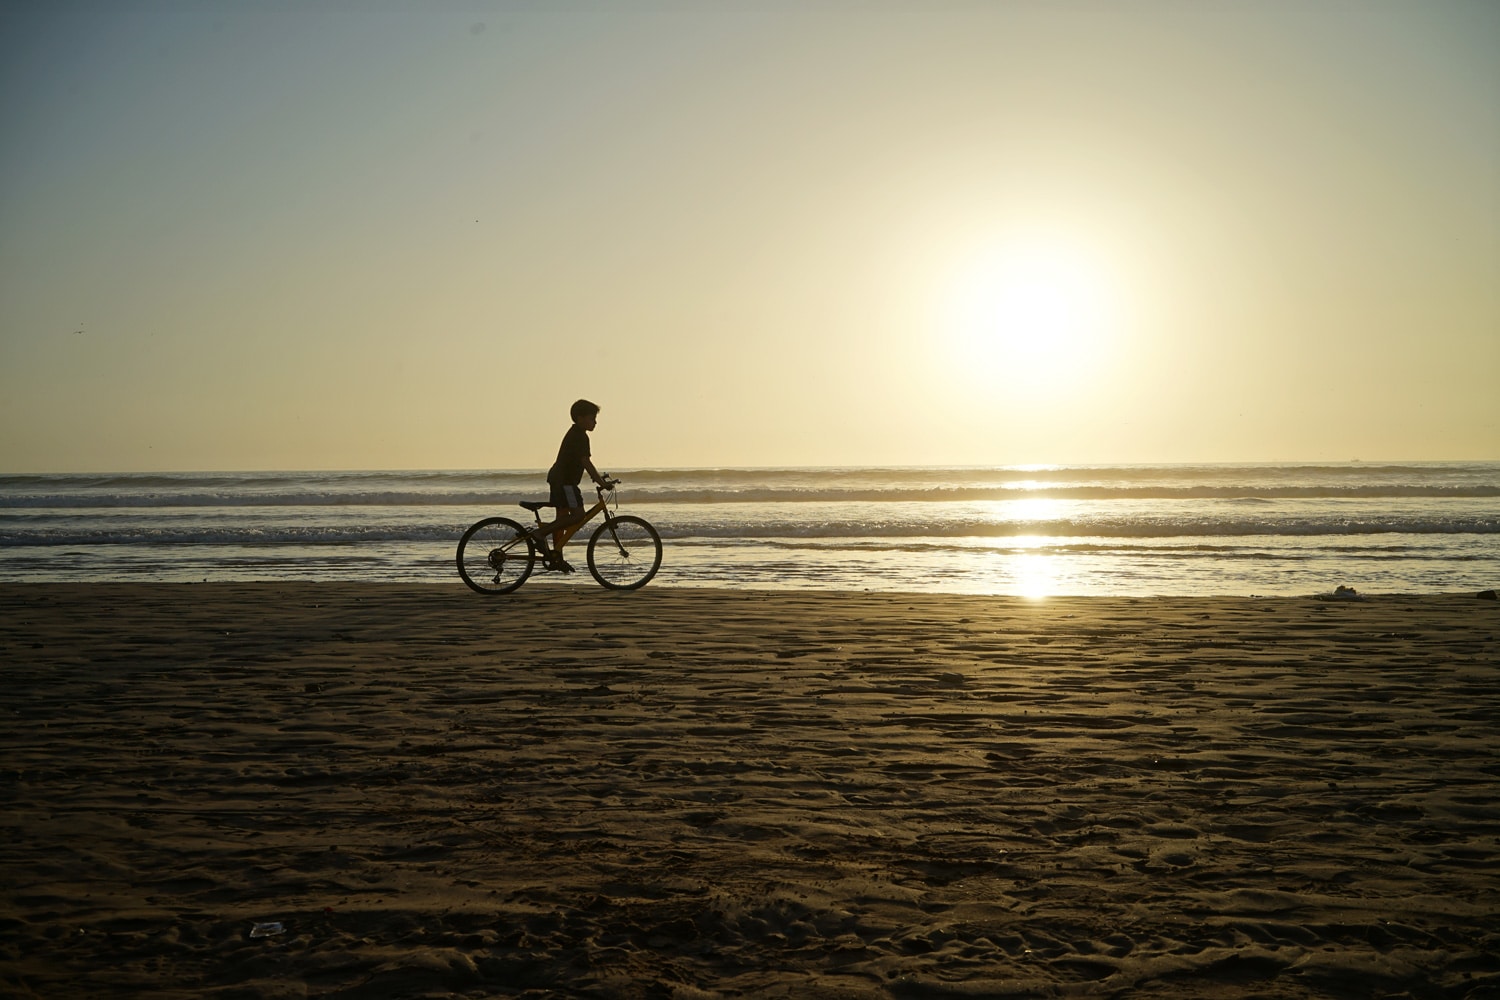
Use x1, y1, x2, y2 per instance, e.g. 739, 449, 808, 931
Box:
3, 584, 1497, 997
3, 580, 1494, 597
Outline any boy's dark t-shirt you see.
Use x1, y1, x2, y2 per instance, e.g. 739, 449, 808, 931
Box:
547, 424, 590, 486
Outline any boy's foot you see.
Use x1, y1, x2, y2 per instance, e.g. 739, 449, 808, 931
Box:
543, 554, 575, 574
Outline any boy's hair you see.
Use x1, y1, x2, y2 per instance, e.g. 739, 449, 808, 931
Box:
570, 398, 601, 423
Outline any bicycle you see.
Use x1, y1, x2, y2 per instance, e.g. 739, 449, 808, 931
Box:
456, 477, 662, 594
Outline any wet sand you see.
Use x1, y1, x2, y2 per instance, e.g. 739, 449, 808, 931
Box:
2, 583, 1497, 998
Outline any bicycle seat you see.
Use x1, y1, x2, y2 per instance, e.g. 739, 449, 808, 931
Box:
519, 500, 552, 513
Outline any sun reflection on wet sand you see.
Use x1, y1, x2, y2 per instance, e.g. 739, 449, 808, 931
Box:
1005, 537, 1063, 599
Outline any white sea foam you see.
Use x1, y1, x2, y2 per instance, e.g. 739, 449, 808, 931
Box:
3, 463, 1498, 508
2, 463, 1496, 593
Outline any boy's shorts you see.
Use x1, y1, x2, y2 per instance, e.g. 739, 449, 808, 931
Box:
549, 483, 583, 511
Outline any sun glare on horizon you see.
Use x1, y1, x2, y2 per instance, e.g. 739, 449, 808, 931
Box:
0, 2, 1494, 473
944, 233, 1122, 401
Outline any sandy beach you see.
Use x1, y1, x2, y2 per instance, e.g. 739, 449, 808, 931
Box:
2, 583, 1497, 999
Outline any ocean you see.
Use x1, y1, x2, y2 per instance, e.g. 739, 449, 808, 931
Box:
1, 463, 1496, 596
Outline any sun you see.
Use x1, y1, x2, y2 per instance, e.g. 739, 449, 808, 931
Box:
945, 234, 1118, 396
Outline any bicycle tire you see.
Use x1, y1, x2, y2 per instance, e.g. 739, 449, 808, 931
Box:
586, 515, 662, 590
456, 517, 536, 595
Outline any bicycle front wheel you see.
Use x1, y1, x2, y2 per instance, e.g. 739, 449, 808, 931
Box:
456, 517, 536, 595
586, 515, 662, 590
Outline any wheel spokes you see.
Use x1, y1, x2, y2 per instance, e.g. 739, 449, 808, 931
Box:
456, 517, 535, 595
586, 515, 661, 590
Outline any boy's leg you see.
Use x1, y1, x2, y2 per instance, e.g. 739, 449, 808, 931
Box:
551, 506, 582, 552
546, 483, 586, 564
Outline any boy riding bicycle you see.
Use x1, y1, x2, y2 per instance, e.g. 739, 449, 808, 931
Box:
456, 403, 659, 593
539, 399, 608, 573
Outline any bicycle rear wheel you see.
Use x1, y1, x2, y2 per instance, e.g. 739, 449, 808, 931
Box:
586, 515, 662, 590
456, 517, 536, 594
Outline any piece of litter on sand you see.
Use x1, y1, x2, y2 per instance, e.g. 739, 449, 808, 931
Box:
249, 922, 285, 939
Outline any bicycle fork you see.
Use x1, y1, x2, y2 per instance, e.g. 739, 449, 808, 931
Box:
598, 518, 630, 558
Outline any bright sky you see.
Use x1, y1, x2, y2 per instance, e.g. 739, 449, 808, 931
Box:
2, 0, 1496, 473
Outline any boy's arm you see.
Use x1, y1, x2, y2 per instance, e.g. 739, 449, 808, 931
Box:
585, 459, 604, 485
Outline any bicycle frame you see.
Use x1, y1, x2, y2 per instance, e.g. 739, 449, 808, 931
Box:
456, 475, 661, 593
529, 483, 614, 548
